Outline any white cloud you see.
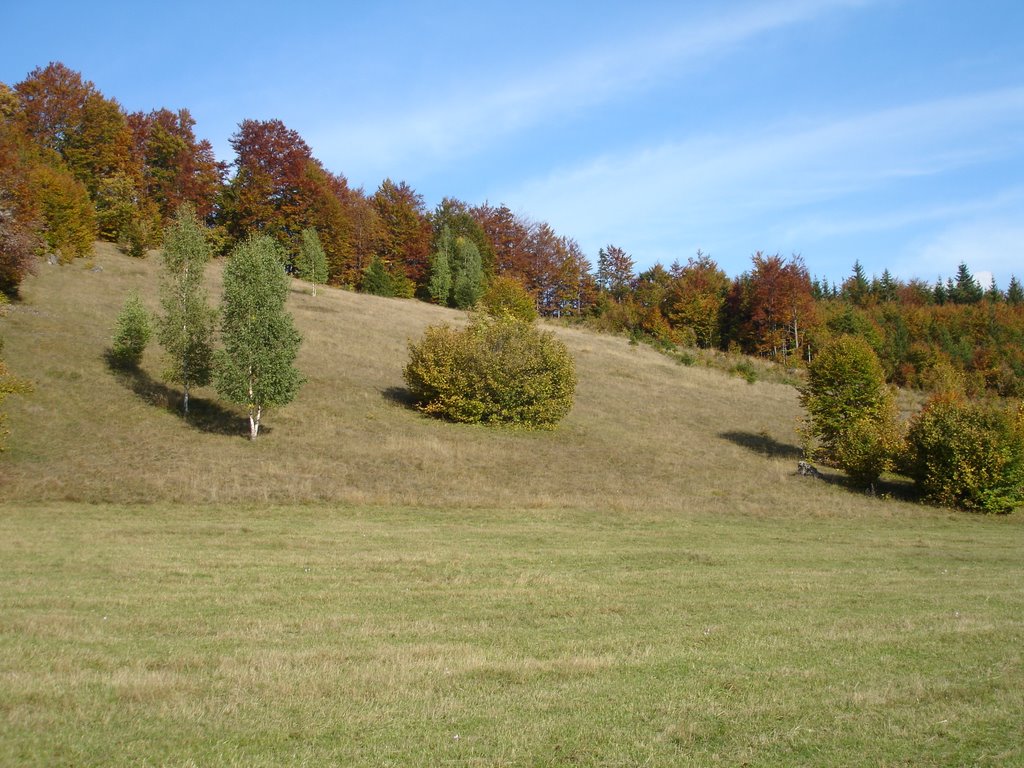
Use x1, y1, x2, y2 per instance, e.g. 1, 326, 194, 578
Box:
309, 0, 884, 178
903, 221, 1024, 285
492, 86, 1024, 268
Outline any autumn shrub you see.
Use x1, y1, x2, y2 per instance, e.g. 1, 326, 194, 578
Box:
404, 314, 575, 429
903, 395, 1024, 513
800, 335, 900, 486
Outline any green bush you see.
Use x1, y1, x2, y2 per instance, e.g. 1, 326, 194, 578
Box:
404, 314, 575, 429
903, 395, 1024, 513
477, 275, 538, 322
110, 292, 152, 369
730, 359, 757, 384
800, 335, 899, 486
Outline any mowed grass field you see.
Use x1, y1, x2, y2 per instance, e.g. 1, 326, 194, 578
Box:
1, 244, 1023, 766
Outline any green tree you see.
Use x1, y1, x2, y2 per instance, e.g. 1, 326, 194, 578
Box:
427, 228, 453, 304
361, 254, 396, 297
214, 234, 303, 439
451, 235, 484, 309
297, 227, 328, 296
596, 245, 635, 300
1006, 276, 1023, 306
158, 204, 216, 414
842, 260, 870, 307
949, 262, 983, 305
111, 291, 152, 368
800, 335, 900, 486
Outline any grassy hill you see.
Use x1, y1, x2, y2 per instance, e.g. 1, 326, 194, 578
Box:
1, 244, 1022, 766
4, 242, 821, 513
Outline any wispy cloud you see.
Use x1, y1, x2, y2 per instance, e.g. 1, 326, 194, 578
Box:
311, 0, 883, 178
901, 220, 1024, 285
492, 86, 1024, 268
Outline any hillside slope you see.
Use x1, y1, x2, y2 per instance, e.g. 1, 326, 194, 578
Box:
3, 243, 874, 514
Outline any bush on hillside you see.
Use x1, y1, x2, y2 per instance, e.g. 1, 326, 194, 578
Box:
903, 395, 1024, 513
110, 292, 152, 369
404, 313, 575, 429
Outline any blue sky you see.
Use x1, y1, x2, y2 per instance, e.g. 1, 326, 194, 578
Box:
4, 0, 1023, 286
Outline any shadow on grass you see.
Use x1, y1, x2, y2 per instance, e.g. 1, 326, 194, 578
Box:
381, 386, 418, 409
719, 430, 804, 460
807, 466, 919, 502
105, 352, 253, 437
720, 429, 918, 501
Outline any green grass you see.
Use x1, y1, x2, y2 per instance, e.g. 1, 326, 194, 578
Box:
1, 502, 1021, 766
1, 245, 1023, 765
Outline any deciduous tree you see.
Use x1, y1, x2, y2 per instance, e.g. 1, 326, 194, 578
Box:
297, 227, 328, 296
666, 251, 730, 348
596, 245, 635, 300
215, 234, 303, 439
373, 178, 431, 285
158, 204, 215, 414
800, 335, 900, 486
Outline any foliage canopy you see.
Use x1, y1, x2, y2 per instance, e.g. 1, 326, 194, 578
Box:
800, 335, 900, 485
214, 234, 303, 439
158, 204, 215, 414
904, 395, 1024, 513
404, 314, 575, 429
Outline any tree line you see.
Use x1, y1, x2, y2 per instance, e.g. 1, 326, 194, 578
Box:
2, 62, 1023, 399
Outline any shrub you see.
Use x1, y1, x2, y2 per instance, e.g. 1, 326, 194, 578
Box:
730, 359, 757, 384
110, 292, 152, 369
903, 395, 1024, 513
361, 255, 414, 298
477, 275, 538, 322
800, 335, 899, 486
404, 314, 575, 429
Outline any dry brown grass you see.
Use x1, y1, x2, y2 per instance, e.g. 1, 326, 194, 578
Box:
3, 243, 902, 514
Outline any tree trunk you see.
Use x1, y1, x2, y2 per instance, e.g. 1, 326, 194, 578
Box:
248, 405, 262, 440
248, 374, 260, 439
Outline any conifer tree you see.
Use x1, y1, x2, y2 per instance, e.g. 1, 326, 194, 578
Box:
1007, 276, 1024, 306
949, 262, 983, 304
361, 255, 395, 297
215, 234, 303, 439
158, 204, 215, 414
297, 227, 328, 296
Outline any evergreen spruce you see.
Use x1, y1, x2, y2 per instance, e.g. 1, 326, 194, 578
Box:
361, 255, 395, 297
1006, 276, 1023, 306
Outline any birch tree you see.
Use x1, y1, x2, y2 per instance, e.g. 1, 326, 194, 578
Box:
297, 227, 328, 296
214, 234, 303, 439
158, 204, 215, 414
